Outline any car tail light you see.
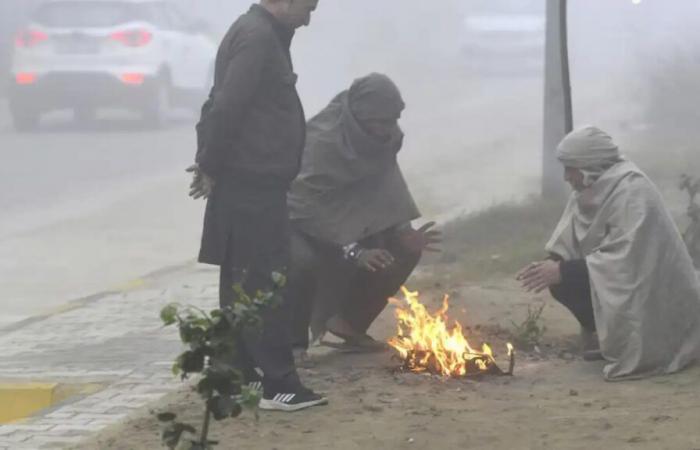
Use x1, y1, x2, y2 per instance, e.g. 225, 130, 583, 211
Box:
15, 73, 38, 85
110, 29, 152, 47
15, 30, 48, 48
120, 73, 145, 85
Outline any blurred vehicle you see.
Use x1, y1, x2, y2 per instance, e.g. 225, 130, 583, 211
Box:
8, 0, 216, 131
460, 0, 545, 77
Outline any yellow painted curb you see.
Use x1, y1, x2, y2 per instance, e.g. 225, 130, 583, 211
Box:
114, 278, 147, 292
0, 383, 103, 424
0, 383, 57, 424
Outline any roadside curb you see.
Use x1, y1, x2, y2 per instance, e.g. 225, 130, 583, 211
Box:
0, 260, 219, 448
0, 259, 197, 335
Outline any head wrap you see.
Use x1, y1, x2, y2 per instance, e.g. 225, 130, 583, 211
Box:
557, 125, 624, 187
348, 73, 405, 122
288, 73, 419, 246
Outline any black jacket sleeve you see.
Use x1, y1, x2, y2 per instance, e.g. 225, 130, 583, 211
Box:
197, 28, 271, 177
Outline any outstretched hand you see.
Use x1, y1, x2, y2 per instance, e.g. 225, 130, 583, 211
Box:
516, 260, 562, 293
186, 164, 215, 200
398, 221, 443, 254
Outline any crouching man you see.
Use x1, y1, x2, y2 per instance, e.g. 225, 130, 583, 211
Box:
286, 73, 441, 355
518, 126, 700, 380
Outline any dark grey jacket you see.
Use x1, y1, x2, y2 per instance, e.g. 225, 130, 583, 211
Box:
196, 4, 305, 187
196, 5, 305, 266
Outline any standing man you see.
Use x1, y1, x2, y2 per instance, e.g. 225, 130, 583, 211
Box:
188, 0, 326, 412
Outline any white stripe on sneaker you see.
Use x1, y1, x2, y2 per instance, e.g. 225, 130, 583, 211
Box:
258, 393, 327, 412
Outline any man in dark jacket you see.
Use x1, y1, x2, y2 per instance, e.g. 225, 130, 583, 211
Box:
188, 0, 326, 412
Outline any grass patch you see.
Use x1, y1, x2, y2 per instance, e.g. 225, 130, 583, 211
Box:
424, 196, 562, 282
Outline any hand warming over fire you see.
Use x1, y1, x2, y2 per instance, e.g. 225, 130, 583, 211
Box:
397, 221, 443, 254
516, 260, 562, 293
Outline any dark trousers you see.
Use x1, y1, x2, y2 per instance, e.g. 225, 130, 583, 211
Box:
217, 189, 300, 392
288, 229, 420, 349
549, 259, 596, 332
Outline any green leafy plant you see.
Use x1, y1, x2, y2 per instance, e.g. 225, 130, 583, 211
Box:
157, 273, 286, 450
510, 303, 547, 350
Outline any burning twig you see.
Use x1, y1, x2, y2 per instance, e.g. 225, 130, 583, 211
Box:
507, 343, 516, 375
388, 288, 515, 378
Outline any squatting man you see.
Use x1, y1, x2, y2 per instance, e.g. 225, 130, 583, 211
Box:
518, 126, 700, 380
285, 73, 442, 358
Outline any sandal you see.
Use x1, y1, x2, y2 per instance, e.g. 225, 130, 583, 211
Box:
322, 329, 387, 353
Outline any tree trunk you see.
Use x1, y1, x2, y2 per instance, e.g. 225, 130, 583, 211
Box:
542, 0, 573, 201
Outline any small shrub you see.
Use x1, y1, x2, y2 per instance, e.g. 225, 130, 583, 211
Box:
157, 274, 285, 450
510, 303, 547, 350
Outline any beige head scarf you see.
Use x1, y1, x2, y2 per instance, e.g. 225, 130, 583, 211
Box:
557, 126, 624, 187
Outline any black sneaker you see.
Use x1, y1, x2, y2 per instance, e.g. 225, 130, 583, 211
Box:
246, 379, 263, 392
236, 368, 263, 398
259, 386, 328, 412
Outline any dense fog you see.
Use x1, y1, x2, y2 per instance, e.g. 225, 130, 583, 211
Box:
1, 0, 699, 323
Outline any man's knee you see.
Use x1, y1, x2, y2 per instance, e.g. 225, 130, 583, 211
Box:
549, 284, 564, 302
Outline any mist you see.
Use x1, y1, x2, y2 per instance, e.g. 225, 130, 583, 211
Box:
1, 0, 699, 327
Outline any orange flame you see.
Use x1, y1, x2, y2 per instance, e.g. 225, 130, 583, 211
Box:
388, 287, 512, 377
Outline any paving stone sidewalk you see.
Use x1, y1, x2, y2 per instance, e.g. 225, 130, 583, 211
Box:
0, 263, 219, 450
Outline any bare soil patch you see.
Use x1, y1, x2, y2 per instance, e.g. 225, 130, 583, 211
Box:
72, 279, 700, 450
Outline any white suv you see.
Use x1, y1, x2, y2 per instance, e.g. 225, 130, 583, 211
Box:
9, 0, 217, 131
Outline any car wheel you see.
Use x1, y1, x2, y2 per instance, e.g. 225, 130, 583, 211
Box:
143, 78, 171, 128
10, 104, 40, 133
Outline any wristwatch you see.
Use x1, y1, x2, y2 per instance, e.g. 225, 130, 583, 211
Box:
342, 243, 364, 261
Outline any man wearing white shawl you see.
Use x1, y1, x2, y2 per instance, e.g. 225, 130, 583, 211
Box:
518, 126, 700, 380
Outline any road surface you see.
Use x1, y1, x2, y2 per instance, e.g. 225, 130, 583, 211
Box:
0, 105, 206, 326
0, 75, 554, 328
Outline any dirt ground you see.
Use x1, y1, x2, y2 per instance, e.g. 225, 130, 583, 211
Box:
71, 275, 700, 450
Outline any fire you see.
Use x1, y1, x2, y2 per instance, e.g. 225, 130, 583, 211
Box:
388, 287, 514, 377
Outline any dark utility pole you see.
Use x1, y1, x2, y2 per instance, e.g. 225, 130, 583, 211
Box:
542, 0, 573, 200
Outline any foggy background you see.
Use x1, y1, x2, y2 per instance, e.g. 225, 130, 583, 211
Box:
2, 0, 700, 326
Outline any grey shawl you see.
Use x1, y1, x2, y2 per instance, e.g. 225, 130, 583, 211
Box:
546, 126, 700, 380
288, 73, 420, 245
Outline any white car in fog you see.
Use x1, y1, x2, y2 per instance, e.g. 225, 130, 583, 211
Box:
9, 0, 217, 131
